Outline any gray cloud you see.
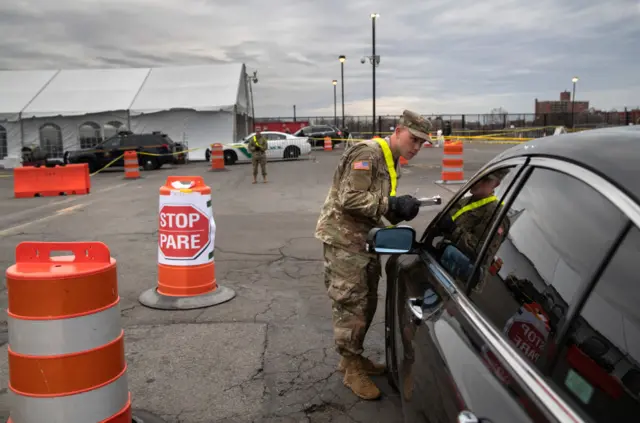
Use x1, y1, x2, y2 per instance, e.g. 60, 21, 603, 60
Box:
0, 0, 638, 117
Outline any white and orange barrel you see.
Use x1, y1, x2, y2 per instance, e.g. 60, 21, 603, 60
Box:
209, 143, 225, 171
435, 139, 467, 185
138, 176, 236, 310
123, 150, 140, 179
323, 136, 332, 151
5, 241, 132, 423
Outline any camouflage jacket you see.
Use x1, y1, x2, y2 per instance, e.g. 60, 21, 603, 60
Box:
248, 135, 268, 156
447, 195, 510, 263
315, 139, 404, 254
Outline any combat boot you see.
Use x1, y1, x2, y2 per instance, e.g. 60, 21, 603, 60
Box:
338, 355, 385, 375
342, 356, 381, 400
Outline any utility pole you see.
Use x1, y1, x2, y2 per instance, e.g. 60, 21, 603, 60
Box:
339, 55, 346, 128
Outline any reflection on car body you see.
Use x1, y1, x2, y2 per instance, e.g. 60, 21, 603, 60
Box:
370, 126, 640, 423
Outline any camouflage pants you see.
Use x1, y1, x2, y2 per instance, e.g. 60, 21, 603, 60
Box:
252, 154, 267, 177
323, 243, 381, 357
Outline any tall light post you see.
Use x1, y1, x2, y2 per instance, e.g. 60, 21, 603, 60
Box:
332, 80, 338, 126
339, 55, 346, 128
371, 13, 379, 136
571, 76, 578, 129
246, 70, 258, 131
362, 15, 380, 136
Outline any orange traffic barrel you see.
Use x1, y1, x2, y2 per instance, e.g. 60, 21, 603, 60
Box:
436, 138, 467, 185
209, 143, 225, 171
323, 136, 333, 151
138, 176, 236, 310
5, 242, 132, 423
123, 150, 140, 179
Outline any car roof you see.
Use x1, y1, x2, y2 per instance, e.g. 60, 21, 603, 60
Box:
490, 125, 640, 202
254, 131, 289, 135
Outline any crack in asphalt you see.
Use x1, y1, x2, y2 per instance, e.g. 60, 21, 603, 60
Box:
0, 233, 394, 422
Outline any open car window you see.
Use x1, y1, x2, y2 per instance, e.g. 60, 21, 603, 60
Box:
419, 166, 519, 289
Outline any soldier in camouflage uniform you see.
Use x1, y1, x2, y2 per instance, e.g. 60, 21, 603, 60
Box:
315, 110, 433, 400
248, 131, 268, 183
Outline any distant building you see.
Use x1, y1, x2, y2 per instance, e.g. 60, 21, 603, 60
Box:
535, 91, 589, 115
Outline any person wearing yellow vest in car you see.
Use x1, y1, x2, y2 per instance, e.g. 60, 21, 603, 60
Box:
437, 168, 511, 288
248, 131, 268, 184
314, 109, 432, 400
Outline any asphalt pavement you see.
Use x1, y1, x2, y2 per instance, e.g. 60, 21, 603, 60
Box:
0, 142, 513, 422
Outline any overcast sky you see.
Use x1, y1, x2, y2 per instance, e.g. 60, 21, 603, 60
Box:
1, 0, 638, 118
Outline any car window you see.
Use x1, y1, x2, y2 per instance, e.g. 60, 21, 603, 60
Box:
549, 225, 639, 423
468, 167, 628, 374
122, 135, 145, 147
270, 134, 286, 140
100, 137, 121, 148
419, 165, 519, 289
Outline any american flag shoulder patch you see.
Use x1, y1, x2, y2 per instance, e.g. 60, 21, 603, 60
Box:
352, 160, 370, 170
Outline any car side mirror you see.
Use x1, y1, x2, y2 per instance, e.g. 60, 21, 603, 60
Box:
366, 226, 417, 254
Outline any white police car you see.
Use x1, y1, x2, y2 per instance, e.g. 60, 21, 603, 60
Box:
221, 131, 312, 165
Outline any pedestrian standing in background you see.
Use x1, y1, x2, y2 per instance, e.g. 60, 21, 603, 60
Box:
248, 131, 268, 184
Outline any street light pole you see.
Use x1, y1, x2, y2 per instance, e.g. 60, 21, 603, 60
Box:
339, 55, 346, 128
332, 80, 338, 126
571, 76, 578, 129
247, 70, 258, 131
371, 13, 379, 136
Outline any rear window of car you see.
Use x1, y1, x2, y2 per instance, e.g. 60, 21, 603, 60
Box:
549, 224, 640, 423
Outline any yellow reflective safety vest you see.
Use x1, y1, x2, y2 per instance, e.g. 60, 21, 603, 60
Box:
373, 137, 397, 197
451, 195, 501, 222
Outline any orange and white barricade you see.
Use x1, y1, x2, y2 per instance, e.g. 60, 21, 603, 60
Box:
323, 136, 333, 151
138, 176, 236, 310
5, 242, 132, 423
209, 143, 225, 171
435, 139, 467, 185
123, 150, 140, 179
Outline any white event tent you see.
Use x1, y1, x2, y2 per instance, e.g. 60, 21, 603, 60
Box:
0, 63, 251, 167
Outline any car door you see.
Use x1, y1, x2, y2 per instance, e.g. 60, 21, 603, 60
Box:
393, 161, 539, 423
399, 158, 631, 423
97, 136, 124, 167
267, 133, 287, 159
534, 162, 640, 423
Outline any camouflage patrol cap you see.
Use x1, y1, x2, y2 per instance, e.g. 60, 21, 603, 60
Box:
398, 110, 432, 142
485, 168, 510, 181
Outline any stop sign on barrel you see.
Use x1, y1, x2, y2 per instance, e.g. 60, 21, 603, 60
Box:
159, 204, 210, 260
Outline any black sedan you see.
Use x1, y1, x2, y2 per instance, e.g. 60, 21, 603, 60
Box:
367, 125, 640, 423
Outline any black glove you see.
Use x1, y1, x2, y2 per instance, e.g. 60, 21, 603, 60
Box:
388, 195, 421, 221
437, 215, 456, 233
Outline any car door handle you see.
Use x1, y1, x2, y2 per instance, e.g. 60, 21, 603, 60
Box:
458, 410, 493, 423
408, 296, 443, 325
408, 297, 423, 322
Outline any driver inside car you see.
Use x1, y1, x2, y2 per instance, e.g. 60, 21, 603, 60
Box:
434, 168, 512, 291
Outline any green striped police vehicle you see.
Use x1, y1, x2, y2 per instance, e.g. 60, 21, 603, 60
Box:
222, 131, 312, 165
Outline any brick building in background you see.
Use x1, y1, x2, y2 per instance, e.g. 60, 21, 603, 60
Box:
535, 91, 590, 115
